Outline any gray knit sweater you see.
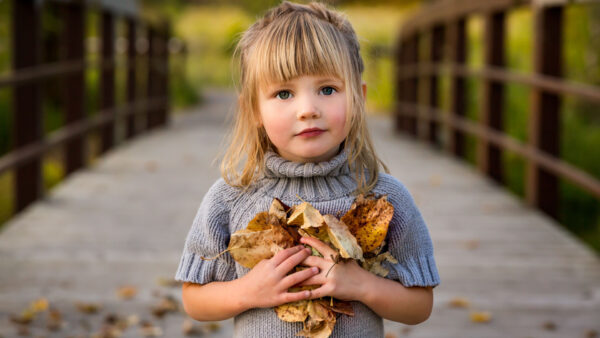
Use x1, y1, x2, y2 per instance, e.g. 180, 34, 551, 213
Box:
175, 149, 440, 337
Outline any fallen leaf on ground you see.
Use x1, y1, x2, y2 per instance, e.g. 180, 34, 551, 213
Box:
470, 311, 492, 323
46, 308, 63, 331
75, 302, 102, 314
140, 320, 163, 337
448, 297, 470, 308
151, 295, 179, 318
117, 286, 137, 300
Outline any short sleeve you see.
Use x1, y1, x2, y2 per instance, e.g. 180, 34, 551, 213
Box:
174, 179, 237, 284
374, 174, 440, 288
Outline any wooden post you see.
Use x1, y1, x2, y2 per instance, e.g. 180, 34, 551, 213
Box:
408, 34, 419, 137
146, 27, 156, 130
158, 22, 170, 127
428, 25, 444, 147
100, 10, 115, 154
478, 11, 505, 184
125, 18, 137, 139
61, 0, 86, 175
526, 6, 563, 219
394, 37, 404, 132
448, 18, 467, 158
12, 0, 43, 213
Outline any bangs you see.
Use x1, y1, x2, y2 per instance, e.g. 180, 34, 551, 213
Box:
249, 12, 350, 88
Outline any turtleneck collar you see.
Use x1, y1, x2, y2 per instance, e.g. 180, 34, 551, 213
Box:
262, 148, 351, 178
256, 148, 357, 202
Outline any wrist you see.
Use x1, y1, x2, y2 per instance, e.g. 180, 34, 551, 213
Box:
355, 265, 375, 304
231, 276, 252, 313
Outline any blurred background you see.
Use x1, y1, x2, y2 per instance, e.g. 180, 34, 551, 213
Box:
1, 0, 598, 251
1, 1, 600, 337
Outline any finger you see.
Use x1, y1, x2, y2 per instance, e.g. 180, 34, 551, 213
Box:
280, 289, 311, 304
281, 266, 319, 290
275, 247, 312, 275
300, 255, 328, 270
306, 284, 332, 300
300, 237, 337, 259
269, 245, 305, 267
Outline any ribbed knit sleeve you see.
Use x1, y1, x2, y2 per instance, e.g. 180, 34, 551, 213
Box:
374, 174, 440, 288
175, 179, 237, 284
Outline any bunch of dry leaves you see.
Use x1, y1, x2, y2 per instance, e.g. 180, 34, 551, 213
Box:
203, 194, 397, 338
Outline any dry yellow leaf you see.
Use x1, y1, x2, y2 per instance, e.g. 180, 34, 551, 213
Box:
448, 297, 470, 308
323, 215, 363, 261
228, 225, 295, 268
470, 311, 492, 323
31, 298, 49, 312
246, 212, 274, 231
117, 286, 138, 300
341, 194, 394, 253
269, 198, 288, 222
298, 300, 336, 338
274, 300, 309, 322
288, 202, 324, 229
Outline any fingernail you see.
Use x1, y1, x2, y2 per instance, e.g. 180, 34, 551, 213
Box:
296, 245, 304, 250
305, 248, 312, 253
304, 291, 310, 298
312, 267, 318, 273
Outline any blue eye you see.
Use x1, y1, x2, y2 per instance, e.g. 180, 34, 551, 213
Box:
321, 87, 336, 95
276, 91, 291, 100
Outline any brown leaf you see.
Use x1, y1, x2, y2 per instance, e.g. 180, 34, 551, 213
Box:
151, 295, 179, 318
274, 300, 309, 322
360, 251, 398, 277
140, 320, 163, 337
75, 302, 102, 314
228, 224, 295, 268
321, 299, 354, 317
341, 195, 394, 254
269, 198, 288, 222
46, 308, 63, 331
117, 286, 137, 300
246, 212, 274, 231
298, 300, 336, 338
448, 297, 470, 308
323, 215, 363, 261
288, 202, 324, 229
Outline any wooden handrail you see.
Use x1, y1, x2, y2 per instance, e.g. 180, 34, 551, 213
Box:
0, 98, 168, 176
394, 0, 600, 219
3, 0, 171, 215
398, 102, 600, 199
397, 63, 600, 103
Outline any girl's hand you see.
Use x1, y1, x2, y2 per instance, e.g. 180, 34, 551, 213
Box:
298, 236, 370, 302
238, 245, 319, 309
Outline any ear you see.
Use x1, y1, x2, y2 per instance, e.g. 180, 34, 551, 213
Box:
361, 82, 367, 101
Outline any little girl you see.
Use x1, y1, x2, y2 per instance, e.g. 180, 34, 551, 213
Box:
175, 1, 440, 336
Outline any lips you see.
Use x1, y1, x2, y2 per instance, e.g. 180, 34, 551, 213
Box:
297, 128, 325, 137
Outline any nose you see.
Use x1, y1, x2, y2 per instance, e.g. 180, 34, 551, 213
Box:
296, 94, 321, 120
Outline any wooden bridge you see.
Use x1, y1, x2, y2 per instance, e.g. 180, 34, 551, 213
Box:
1, 0, 600, 337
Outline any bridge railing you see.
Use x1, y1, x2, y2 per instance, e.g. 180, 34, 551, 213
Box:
394, 0, 600, 219
0, 0, 170, 217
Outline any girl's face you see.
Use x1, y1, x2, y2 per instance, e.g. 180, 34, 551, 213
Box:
258, 75, 350, 163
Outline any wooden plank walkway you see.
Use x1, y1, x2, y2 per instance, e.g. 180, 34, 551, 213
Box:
0, 89, 599, 338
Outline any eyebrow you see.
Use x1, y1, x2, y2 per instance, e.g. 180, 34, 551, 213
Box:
266, 77, 343, 90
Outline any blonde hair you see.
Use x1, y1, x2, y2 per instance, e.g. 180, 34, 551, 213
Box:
220, 1, 389, 194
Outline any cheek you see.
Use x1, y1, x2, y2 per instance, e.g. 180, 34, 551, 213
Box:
261, 111, 290, 144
